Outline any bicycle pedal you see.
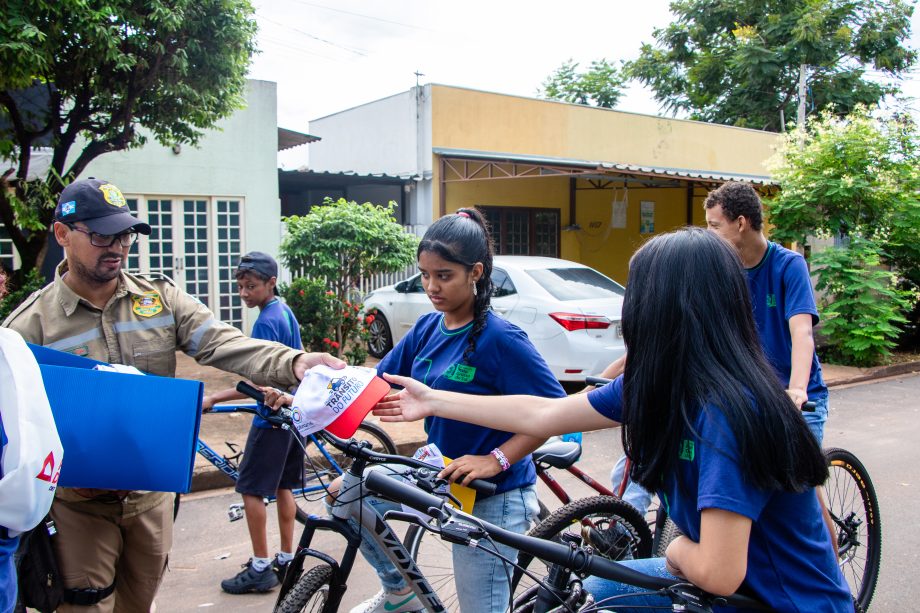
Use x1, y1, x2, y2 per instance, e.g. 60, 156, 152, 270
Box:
227, 503, 244, 522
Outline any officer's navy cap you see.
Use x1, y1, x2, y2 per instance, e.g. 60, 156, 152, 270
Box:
55, 178, 151, 236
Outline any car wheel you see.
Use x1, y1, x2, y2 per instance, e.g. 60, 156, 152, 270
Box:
367, 312, 393, 358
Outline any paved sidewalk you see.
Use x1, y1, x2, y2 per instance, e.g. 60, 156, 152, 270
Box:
180, 353, 920, 492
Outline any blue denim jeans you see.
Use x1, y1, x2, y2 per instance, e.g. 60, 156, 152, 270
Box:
609, 454, 653, 515
582, 556, 678, 611
804, 391, 829, 444
332, 472, 540, 612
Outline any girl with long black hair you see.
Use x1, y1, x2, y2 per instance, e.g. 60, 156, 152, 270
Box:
374, 227, 852, 611
326, 208, 566, 613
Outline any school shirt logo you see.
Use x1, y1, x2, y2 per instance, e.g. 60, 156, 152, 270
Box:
678, 439, 695, 461
443, 363, 476, 383
766, 294, 777, 308
132, 291, 163, 317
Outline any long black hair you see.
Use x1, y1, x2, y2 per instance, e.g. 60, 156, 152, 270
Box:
417, 207, 494, 364
621, 227, 827, 493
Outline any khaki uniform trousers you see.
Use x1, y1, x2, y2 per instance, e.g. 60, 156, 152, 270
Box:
51, 495, 173, 613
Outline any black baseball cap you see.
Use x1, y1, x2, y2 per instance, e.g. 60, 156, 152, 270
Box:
237, 251, 279, 279
55, 178, 151, 235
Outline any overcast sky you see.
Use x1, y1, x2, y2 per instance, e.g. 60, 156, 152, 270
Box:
247, 0, 920, 169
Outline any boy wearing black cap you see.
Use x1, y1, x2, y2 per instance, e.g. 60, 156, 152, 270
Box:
204, 252, 306, 594
3, 178, 344, 611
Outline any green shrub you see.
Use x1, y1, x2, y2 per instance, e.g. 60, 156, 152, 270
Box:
812, 237, 916, 366
0, 268, 46, 323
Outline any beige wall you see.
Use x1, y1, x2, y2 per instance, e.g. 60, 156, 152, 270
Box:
429, 85, 779, 176
430, 85, 777, 281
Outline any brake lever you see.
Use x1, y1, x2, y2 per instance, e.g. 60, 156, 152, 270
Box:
412, 470, 465, 510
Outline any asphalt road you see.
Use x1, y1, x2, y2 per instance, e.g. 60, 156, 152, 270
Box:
157, 373, 920, 612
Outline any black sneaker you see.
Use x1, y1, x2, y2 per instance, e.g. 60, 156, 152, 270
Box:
220, 559, 279, 594
272, 554, 291, 584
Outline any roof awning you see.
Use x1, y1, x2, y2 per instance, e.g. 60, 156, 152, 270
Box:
432, 147, 774, 186
278, 127, 321, 152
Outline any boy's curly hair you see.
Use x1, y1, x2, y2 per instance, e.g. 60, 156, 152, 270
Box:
703, 182, 763, 231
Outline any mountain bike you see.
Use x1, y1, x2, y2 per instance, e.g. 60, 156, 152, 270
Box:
197, 403, 396, 524
364, 468, 771, 613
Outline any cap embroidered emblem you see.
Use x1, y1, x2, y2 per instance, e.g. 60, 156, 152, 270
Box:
99, 183, 127, 207
132, 292, 163, 317
61, 200, 76, 216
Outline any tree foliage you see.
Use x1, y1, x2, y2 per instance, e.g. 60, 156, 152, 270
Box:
539, 59, 626, 108
0, 0, 258, 275
628, 0, 916, 131
768, 106, 920, 363
280, 198, 419, 359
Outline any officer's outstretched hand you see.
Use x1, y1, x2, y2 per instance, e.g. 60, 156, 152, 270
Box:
293, 352, 346, 379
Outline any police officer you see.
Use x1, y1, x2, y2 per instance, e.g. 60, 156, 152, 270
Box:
3, 178, 344, 612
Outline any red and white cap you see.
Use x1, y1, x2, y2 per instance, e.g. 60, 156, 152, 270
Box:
289, 364, 390, 438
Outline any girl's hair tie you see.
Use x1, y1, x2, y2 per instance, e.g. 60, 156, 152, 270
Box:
456, 211, 471, 218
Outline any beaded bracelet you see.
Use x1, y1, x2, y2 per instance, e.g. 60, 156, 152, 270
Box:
490, 447, 511, 472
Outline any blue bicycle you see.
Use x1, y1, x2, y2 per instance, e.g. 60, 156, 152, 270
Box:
197, 404, 397, 524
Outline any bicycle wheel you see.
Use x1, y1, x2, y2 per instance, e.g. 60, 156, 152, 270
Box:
404, 522, 460, 612
275, 564, 333, 613
510, 495, 652, 597
824, 447, 881, 611
653, 516, 682, 558
295, 422, 397, 524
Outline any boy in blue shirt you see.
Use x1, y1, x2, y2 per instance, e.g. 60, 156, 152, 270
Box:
704, 182, 829, 440
206, 252, 305, 594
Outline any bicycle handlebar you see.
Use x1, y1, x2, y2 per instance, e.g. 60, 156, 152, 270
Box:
365, 471, 769, 611
234, 381, 498, 496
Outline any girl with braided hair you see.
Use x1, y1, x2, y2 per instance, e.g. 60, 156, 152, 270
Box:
347, 207, 567, 613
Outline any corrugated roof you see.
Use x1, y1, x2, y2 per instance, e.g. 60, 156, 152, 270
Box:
281, 168, 424, 181
432, 147, 774, 185
278, 127, 321, 151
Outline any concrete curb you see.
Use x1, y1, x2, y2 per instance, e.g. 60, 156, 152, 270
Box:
825, 360, 920, 388
188, 361, 920, 493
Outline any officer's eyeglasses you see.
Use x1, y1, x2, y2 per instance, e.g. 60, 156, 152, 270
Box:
66, 224, 139, 248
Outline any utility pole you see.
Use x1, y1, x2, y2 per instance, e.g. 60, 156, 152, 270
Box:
796, 64, 808, 129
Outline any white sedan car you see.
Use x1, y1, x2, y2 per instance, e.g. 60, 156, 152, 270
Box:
363, 256, 626, 383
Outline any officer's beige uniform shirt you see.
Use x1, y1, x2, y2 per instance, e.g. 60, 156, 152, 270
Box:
3, 261, 303, 514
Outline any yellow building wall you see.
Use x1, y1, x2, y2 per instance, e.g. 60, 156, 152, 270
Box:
431, 85, 778, 281
429, 86, 779, 177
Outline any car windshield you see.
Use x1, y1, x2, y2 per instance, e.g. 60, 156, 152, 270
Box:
525, 267, 625, 301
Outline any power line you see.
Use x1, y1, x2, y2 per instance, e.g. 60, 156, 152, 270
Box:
258, 12, 368, 56
285, 0, 434, 31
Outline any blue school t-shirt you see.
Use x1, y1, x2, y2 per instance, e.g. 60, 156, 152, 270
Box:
251, 299, 303, 428
747, 243, 827, 398
0, 410, 20, 611
378, 311, 565, 495
586, 377, 851, 612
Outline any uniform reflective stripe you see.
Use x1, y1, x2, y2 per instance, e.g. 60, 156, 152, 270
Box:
186, 318, 216, 357
114, 315, 176, 334
45, 328, 101, 351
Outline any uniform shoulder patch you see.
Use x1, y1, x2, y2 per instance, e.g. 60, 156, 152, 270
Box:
2, 284, 51, 327
132, 291, 164, 317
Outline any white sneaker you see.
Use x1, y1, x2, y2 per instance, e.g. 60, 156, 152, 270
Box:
349, 589, 423, 613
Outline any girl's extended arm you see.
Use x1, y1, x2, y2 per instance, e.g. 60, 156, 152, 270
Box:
665, 509, 751, 596
374, 372, 617, 437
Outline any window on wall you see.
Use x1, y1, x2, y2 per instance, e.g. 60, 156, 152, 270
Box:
0, 224, 14, 272
480, 207, 560, 257
125, 195, 245, 330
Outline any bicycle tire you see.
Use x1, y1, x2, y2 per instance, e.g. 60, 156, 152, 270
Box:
274, 564, 334, 613
824, 447, 881, 611
296, 422, 397, 524
653, 516, 682, 558
510, 495, 652, 597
